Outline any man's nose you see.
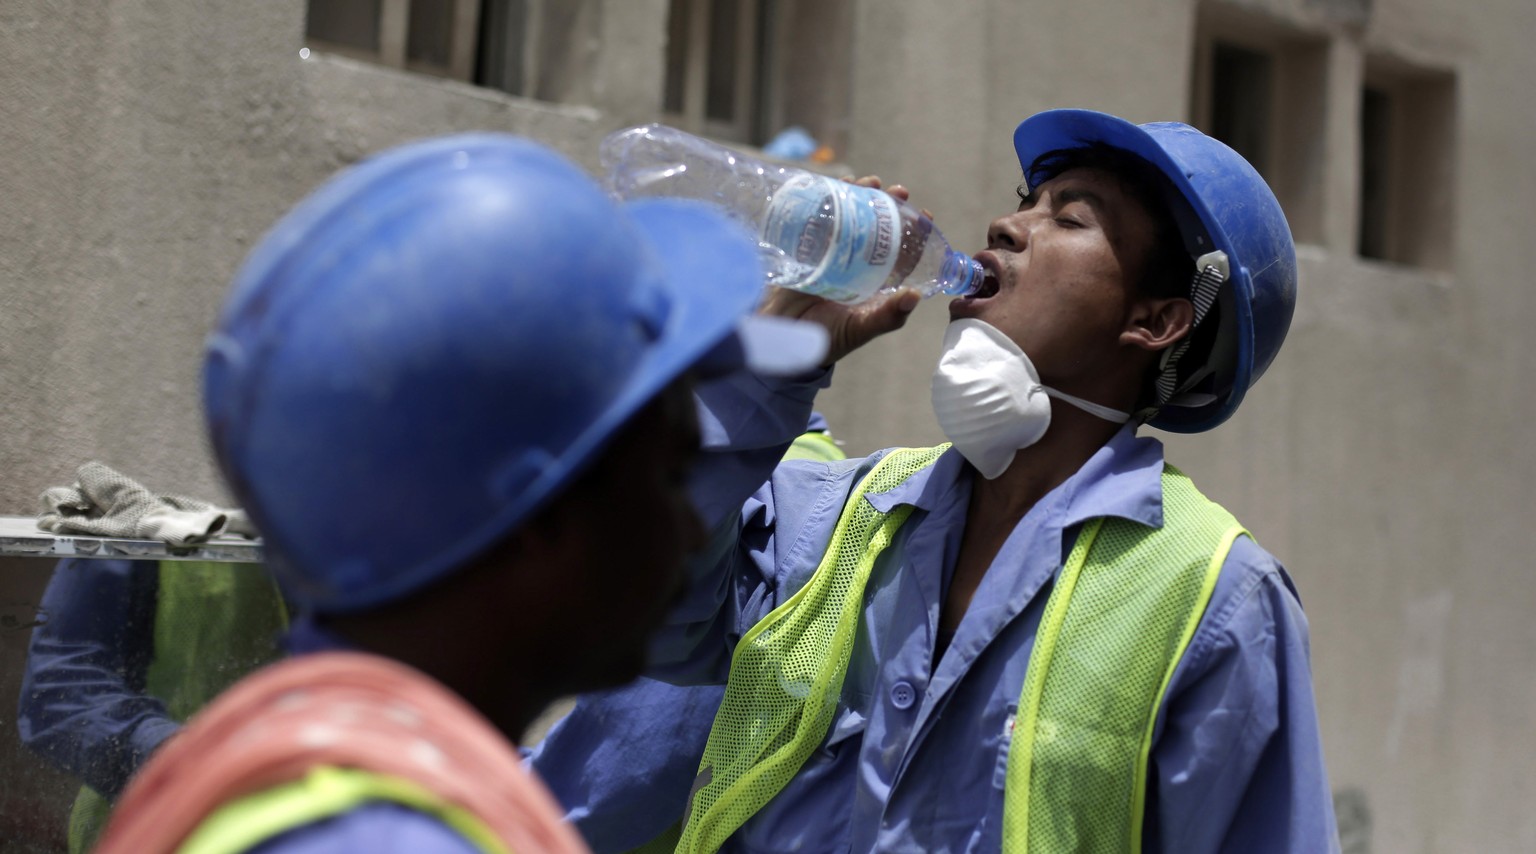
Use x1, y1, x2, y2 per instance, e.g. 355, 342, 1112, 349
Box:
987, 211, 1030, 251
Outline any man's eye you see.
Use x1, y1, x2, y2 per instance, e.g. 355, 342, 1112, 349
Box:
1056, 217, 1083, 228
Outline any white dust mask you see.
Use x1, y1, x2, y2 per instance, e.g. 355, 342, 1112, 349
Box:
930, 318, 1131, 479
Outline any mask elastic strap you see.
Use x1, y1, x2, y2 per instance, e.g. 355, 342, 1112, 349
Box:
1043, 387, 1131, 425
1155, 250, 1229, 406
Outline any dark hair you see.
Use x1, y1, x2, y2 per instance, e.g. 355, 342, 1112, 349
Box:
1026, 143, 1212, 409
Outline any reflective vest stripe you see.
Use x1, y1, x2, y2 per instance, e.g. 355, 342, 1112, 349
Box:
149, 561, 289, 719
178, 765, 504, 854
677, 445, 948, 854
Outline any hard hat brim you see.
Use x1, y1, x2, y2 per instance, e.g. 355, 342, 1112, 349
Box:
622, 196, 828, 387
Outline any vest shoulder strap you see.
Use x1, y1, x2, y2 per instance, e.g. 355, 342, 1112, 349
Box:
1002, 464, 1246, 854
678, 445, 948, 854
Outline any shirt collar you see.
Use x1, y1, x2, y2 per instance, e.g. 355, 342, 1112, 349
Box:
863, 424, 1167, 529
864, 445, 970, 515
1056, 423, 1166, 529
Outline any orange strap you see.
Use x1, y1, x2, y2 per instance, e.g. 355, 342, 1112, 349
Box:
96, 651, 589, 854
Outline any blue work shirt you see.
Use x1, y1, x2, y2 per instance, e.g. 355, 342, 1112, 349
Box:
18, 558, 179, 798
535, 371, 1340, 853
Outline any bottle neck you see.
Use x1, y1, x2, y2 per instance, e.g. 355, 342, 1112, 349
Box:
940, 253, 985, 296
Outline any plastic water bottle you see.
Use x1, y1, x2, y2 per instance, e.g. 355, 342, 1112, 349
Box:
600, 124, 984, 305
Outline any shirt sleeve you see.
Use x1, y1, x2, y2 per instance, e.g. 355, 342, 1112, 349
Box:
528, 677, 725, 853
17, 558, 180, 797
642, 368, 833, 684
244, 803, 480, 854
1146, 536, 1341, 854
686, 367, 830, 528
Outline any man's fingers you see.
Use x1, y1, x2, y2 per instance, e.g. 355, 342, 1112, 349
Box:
853, 288, 921, 339
758, 285, 823, 319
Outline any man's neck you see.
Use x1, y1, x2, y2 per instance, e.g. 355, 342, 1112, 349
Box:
969, 402, 1126, 525
942, 404, 1127, 634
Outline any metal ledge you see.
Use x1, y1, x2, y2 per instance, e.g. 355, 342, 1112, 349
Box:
0, 516, 264, 563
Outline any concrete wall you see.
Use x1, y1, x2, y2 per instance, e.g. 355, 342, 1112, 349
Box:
0, 0, 669, 511
1, 0, 1532, 851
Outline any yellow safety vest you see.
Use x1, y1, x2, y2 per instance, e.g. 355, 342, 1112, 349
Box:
627, 428, 850, 854
679, 446, 1244, 853
781, 430, 844, 463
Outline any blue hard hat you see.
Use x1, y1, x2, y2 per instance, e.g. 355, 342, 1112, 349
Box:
1013, 109, 1297, 433
204, 133, 822, 613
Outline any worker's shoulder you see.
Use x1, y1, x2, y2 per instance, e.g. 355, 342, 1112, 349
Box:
1192, 531, 1306, 651
771, 443, 911, 491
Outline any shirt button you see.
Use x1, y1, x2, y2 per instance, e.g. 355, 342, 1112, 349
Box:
889, 681, 916, 710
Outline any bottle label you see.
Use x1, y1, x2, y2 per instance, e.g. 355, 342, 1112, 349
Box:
761, 174, 901, 303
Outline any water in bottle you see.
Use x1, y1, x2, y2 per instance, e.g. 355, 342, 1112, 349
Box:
600, 124, 983, 305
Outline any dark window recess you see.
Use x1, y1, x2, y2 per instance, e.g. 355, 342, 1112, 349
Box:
705, 0, 740, 121
663, 0, 690, 114
1358, 87, 1393, 260
407, 0, 456, 70
476, 0, 528, 94
307, 0, 383, 52
1210, 42, 1274, 176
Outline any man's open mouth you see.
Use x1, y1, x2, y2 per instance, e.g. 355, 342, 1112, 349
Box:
966, 269, 1001, 300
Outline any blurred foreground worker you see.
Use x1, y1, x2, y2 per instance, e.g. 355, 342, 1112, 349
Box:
93, 132, 825, 853
529, 413, 845, 852
541, 109, 1339, 852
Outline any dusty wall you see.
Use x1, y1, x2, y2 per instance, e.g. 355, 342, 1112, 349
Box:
1, 0, 1532, 851
0, 0, 661, 511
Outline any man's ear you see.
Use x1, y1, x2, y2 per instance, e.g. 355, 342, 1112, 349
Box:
1121, 296, 1194, 353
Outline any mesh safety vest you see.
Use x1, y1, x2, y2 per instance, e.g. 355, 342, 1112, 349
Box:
782, 430, 844, 464
623, 429, 852, 854
678, 446, 1244, 854
68, 561, 287, 854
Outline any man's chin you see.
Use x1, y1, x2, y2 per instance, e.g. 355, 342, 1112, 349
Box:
948, 295, 994, 321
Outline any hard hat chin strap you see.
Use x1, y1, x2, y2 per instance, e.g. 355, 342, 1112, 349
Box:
1153, 250, 1228, 408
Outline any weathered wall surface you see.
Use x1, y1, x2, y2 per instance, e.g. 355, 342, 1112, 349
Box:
1, 0, 1532, 850
0, 0, 653, 510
